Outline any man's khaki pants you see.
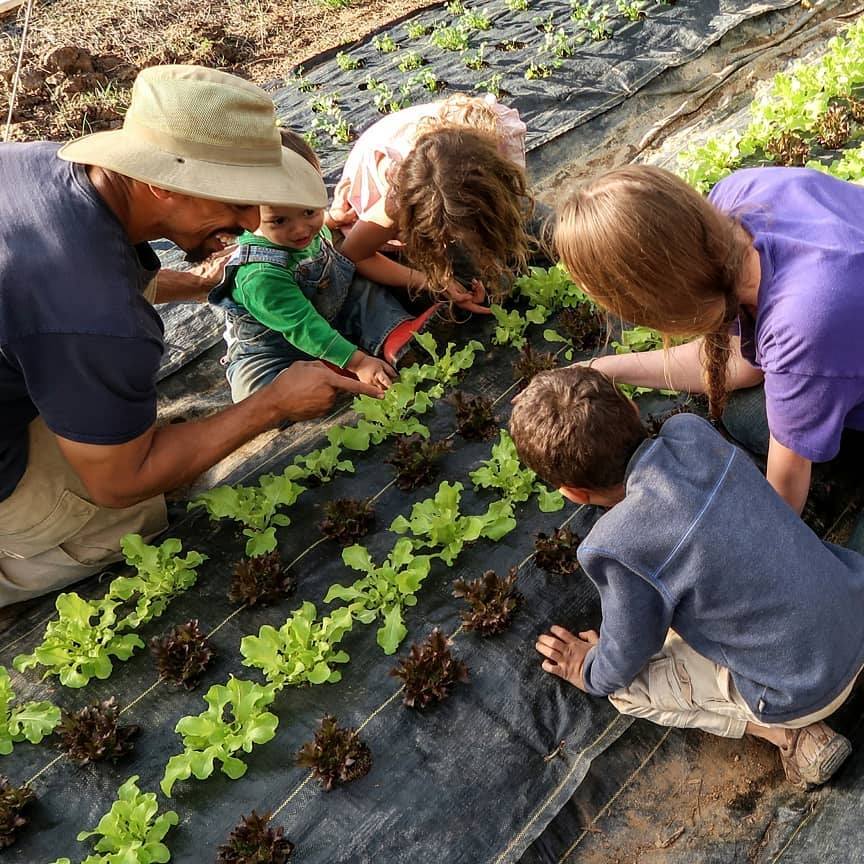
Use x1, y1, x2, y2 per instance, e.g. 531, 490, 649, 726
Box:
0, 418, 167, 608
610, 631, 860, 737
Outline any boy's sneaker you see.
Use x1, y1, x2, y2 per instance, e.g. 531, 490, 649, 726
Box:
778, 722, 852, 790
383, 303, 444, 366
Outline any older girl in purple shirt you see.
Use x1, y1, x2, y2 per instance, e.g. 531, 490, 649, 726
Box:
553, 165, 864, 517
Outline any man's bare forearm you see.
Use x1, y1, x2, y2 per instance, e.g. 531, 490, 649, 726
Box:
153, 269, 209, 304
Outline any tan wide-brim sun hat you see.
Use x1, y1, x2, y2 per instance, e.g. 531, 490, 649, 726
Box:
58, 64, 327, 209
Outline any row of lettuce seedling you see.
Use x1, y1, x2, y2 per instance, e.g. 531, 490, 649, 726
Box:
676, 15, 864, 192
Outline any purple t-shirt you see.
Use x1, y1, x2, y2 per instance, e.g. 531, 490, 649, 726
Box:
709, 167, 864, 462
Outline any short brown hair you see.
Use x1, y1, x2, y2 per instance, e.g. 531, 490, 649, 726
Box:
509, 365, 647, 490
279, 127, 320, 171
554, 165, 749, 418
389, 124, 532, 303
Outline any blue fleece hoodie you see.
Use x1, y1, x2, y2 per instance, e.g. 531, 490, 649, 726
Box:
579, 413, 864, 724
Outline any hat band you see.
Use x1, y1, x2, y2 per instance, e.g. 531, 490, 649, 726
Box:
124, 117, 282, 167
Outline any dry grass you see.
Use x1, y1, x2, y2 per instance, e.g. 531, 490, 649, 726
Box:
1, 0, 437, 140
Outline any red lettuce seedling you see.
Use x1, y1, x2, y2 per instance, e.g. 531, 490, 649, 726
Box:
390, 628, 469, 709
318, 498, 375, 546
534, 528, 582, 576
387, 434, 451, 491
815, 103, 851, 150
0, 776, 35, 849
453, 568, 523, 636
556, 306, 605, 352
150, 620, 215, 689
57, 697, 140, 766
765, 131, 810, 166
216, 810, 294, 864
513, 345, 557, 387
451, 391, 498, 440
230, 551, 296, 607
296, 715, 372, 791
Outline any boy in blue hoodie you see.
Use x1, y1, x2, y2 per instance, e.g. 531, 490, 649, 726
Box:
509, 365, 864, 789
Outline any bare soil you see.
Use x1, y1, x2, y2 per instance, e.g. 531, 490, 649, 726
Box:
0, 0, 437, 141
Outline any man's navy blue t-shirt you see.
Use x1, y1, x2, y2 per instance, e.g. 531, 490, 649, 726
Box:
0, 142, 165, 501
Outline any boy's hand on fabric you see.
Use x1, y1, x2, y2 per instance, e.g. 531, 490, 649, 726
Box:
535, 626, 599, 691
270, 360, 384, 421
445, 278, 491, 315
346, 351, 397, 392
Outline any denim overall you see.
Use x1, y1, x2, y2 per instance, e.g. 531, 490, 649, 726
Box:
208, 238, 412, 403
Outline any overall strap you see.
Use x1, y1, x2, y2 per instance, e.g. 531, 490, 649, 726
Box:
229, 244, 295, 269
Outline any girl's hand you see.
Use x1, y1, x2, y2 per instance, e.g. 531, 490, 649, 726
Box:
346, 351, 397, 392
445, 277, 491, 315
326, 204, 359, 231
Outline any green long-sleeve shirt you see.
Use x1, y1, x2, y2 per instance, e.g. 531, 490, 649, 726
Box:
229, 230, 357, 367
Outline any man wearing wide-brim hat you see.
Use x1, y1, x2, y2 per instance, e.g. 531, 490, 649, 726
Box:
0, 65, 380, 608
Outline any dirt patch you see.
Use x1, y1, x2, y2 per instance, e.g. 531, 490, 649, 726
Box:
0, 0, 438, 141
571, 731, 798, 864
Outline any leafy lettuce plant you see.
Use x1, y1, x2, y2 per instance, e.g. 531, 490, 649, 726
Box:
110, 535, 206, 629
240, 602, 352, 688
0, 666, 60, 755
390, 481, 517, 564
13, 593, 144, 688
490, 305, 546, 349
412, 332, 485, 388
14, 537, 206, 688
161, 678, 279, 797
325, 540, 433, 654
352, 380, 433, 444
469, 431, 564, 512
289, 442, 354, 485
217, 811, 294, 864
190, 471, 305, 557
296, 715, 372, 791
0, 775, 36, 849
53, 775, 178, 864
513, 264, 592, 314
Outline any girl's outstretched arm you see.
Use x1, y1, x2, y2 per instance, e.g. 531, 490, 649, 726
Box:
340, 217, 427, 290
589, 336, 763, 394
766, 436, 811, 515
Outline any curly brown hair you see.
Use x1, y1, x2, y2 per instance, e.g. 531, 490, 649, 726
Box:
554, 165, 750, 418
389, 123, 533, 303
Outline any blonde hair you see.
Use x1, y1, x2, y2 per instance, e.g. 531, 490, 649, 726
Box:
554, 165, 749, 417
390, 123, 532, 302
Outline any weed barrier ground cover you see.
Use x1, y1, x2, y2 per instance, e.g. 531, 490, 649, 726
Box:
0, 311, 670, 863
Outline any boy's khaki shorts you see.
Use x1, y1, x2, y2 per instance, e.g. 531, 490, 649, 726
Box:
610, 631, 861, 738
0, 418, 166, 609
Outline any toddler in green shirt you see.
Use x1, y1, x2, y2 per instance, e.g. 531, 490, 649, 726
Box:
209, 130, 440, 404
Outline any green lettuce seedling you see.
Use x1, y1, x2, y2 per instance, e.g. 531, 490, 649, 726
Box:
14, 536, 205, 687
390, 481, 517, 564
513, 264, 592, 313
161, 678, 278, 797
469, 430, 564, 512
413, 332, 484, 387
240, 602, 352, 688
190, 471, 304, 557
325, 540, 433, 654
352, 381, 433, 443
0, 666, 60, 755
110, 535, 206, 629
490, 305, 547, 349
290, 441, 354, 484
14, 593, 144, 688
53, 775, 178, 864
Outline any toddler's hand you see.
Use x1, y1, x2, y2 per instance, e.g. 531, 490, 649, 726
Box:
445, 278, 491, 315
347, 351, 396, 392
535, 626, 599, 691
